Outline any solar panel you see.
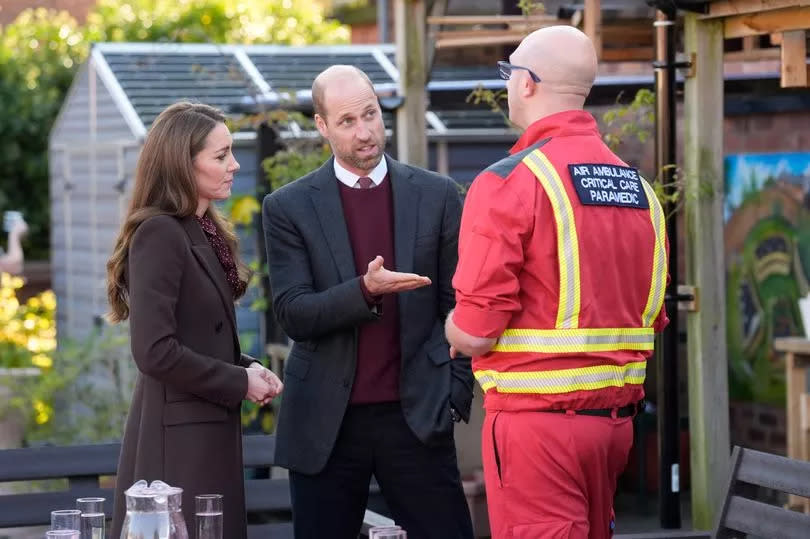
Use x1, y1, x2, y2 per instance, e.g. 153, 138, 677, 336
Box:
248, 52, 394, 92
434, 109, 511, 130
104, 52, 260, 127
99, 45, 510, 132
430, 65, 497, 82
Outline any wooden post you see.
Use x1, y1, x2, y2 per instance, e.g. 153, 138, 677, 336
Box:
742, 35, 757, 52
394, 0, 427, 167
781, 30, 808, 87
584, 0, 602, 59
683, 13, 730, 530
773, 338, 810, 512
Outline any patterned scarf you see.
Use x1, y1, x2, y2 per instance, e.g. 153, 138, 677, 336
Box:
196, 214, 247, 299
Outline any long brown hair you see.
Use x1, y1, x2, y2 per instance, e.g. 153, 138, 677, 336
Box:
106, 102, 249, 323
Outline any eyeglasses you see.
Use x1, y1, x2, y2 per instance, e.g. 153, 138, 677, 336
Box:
497, 60, 541, 83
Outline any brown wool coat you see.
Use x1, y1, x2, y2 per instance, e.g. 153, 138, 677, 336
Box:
111, 215, 252, 539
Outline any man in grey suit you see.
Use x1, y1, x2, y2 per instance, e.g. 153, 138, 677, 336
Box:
262, 65, 475, 539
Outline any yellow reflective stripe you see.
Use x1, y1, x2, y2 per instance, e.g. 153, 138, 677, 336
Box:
640, 179, 667, 327
522, 150, 581, 328
501, 328, 653, 336
474, 361, 647, 394
492, 327, 654, 353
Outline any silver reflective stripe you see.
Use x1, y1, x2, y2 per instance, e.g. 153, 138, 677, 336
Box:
474, 362, 647, 394
641, 179, 667, 327
523, 150, 579, 328
497, 332, 654, 347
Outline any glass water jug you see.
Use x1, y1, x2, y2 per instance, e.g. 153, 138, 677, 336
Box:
119, 480, 189, 539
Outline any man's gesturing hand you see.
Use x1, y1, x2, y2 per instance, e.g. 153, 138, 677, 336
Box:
363, 255, 431, 295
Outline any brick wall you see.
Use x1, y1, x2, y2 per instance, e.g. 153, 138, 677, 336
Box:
349, 22, 379, 44
0, 0, 97, 24
729, 401, 787, 456
725, 112, 810, 154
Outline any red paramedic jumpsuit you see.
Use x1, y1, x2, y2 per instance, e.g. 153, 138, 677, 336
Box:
452, 110, 669, 539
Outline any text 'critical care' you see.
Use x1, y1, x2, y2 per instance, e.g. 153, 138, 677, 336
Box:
567, 163, 649, 209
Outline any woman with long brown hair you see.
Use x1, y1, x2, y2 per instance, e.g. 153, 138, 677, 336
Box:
107, 102, 282, 539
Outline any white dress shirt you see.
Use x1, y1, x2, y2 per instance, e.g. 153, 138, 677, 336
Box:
333, 157, 388, 188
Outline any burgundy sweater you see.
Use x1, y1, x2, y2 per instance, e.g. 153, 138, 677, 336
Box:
337, 175, 401, 404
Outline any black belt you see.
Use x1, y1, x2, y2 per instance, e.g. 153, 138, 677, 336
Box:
544, 399, 644, 418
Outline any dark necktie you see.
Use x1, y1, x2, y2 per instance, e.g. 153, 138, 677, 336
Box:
356, 176, 374, 189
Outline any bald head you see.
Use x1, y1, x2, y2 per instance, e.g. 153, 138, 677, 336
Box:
504, 25, 598, 129
512, 25, 598, 98
312, 65, 375, 120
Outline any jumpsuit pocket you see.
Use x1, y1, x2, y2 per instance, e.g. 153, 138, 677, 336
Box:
511, 520, 573, 539
492, 411, 504, 487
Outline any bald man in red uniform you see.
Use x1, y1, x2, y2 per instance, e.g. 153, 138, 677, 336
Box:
446, 26, 670, 539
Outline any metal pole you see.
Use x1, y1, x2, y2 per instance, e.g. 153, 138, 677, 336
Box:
378, 0, 389, 43
653, 7, 681, 529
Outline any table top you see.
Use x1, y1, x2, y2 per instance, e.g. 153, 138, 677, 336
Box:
774, 337, 810, 358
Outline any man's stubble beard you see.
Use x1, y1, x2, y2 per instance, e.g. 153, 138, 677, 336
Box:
343, 138, 385, 172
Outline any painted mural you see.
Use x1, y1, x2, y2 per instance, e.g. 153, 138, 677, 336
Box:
725, 152, 810, 405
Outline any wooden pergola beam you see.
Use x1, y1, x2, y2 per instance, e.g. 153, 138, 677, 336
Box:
705, 0, 810, 19
584, 0, 603, 59
781, 30, 809, 87
426, 14, 557, 26
435, 35, 526, 49
428, 13, 568, 51
724, 6, 810, 38
435, 29, 545, 42
434, 23, 564, 49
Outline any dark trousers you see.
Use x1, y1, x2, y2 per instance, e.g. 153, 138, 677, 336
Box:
289, 402, 474, 539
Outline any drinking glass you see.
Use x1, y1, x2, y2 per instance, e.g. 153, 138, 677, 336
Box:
195, 494, 223, 539
76, 497, 105, 539
369, 526, 407, 539
46, 531, 80, 538
50, 510, 81, 531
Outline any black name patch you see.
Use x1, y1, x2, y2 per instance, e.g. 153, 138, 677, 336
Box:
567, 163, 649, 209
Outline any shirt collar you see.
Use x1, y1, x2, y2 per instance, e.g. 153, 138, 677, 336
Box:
333, 157, 388, 188
510, 110, 600, 154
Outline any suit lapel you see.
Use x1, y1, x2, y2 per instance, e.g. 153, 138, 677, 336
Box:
387, 156, 419, 276
179, 216, 238, 336
310, 158, 357, 283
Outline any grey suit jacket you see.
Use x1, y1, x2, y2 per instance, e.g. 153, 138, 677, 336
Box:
262, 155, 474, 474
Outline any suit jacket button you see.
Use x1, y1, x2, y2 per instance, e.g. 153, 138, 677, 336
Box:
215, 321, 223, 333
343, 379, 350, 388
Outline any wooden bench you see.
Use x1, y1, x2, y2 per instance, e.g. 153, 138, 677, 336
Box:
615, 445, 810, 539
713, 445, 810, 538
0, 435, 294, 538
